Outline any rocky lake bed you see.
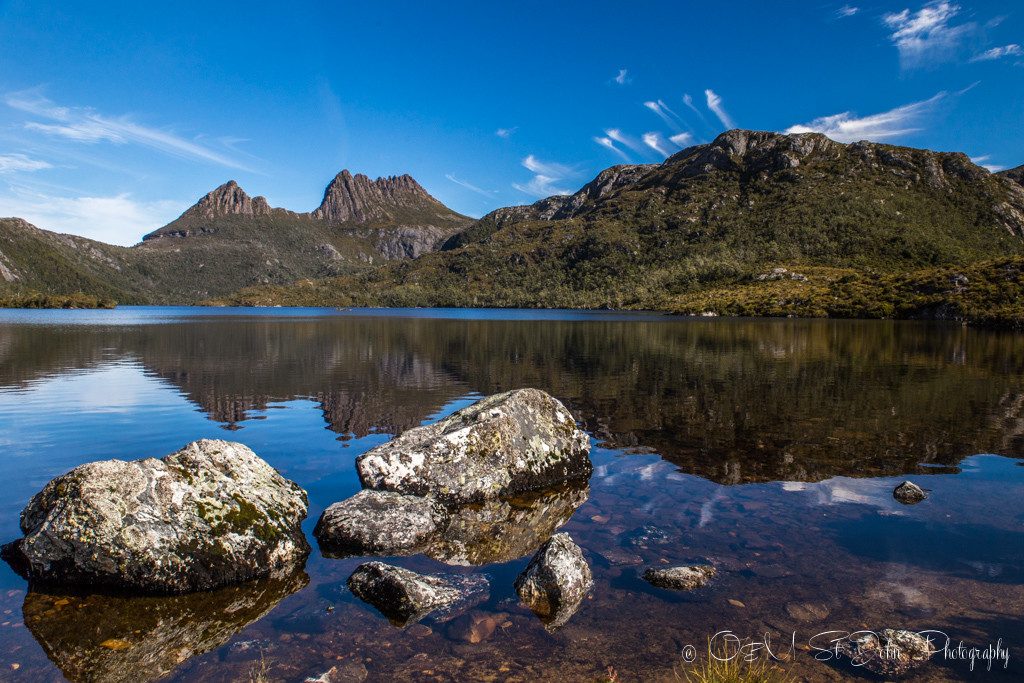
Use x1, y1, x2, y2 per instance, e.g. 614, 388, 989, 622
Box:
0, 308, 1022, 682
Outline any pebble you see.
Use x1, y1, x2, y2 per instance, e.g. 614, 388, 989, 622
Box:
728, 599, 746, 608
785, 601, 830, 622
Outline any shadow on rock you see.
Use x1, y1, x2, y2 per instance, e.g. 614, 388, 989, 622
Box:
20, 571, 308, 683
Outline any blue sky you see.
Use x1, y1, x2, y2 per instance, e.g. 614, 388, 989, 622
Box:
1, 0, 1022, 245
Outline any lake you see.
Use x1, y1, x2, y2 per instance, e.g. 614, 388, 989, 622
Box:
0, 307, 1021, 682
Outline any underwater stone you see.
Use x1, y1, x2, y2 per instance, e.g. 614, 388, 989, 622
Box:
643, 565, 715, 591
356, 388, 591, 505
893, 480, 927, 504
514, 532, 593, 631
347, 561, 489, 626
2, 439, 309, 593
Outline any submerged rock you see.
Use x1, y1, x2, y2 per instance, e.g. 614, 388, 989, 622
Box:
424, 482, 589, 566
347, 561, 489, 626
893, 480, 927, 504
356, 388, 591, 504
21, 572, 307, 683
643, 565, 715, 591
314, 490, 447, 557
2, 439, 309, 593
514, 532, 593, 631
837, 628, 936, 677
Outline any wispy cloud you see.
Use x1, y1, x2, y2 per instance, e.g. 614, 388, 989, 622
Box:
883, 1, 976, 69
445, 173, 498, 197
683, 93, 709, 125
970, 44, 1023, 62
837, 5, 859, 18
642, 132, 672, 157
495, 126, 518, 138
0, 188, 185, 246
669, 132, 694, 148
594, 136, 631, 162
644, 100, 686, 132
614, 69, 630, 85
785, 91, 947, 143
605, 128, 648, 156
5, 89, 251, 170
704, 89, 735, 129
0, 154, 52, 174
512, 155, 576, 198
970, 155, 1003, 172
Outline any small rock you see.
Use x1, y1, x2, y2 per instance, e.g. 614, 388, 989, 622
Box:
626, 524, 674, 547
514, 533, 593, 631
784, 601, 830, 622
643, 565, 715, 591
446, 610, 498, 643
304, 659, 369, 683
406, 624, 432, 637
728, 599, 745, 608
99, 638, 131, 650
314, 490, 446, 557
837, 628, 935, 677
347, 562, 489, 626
597, 548, 643, 566
893, 481, 927, 504
356, 389, 592, 505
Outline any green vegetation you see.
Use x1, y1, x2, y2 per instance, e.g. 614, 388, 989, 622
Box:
0, 290, 116, 309
677, 640, 793, 683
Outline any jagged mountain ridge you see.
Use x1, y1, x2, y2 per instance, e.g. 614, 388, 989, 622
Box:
1, 170, 472, 303
223, 129, 1024, 312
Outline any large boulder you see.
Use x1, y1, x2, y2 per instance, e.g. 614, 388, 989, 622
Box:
314, 490, 447, 557
837, 628, 936, 677
346, 561, 489, 626
514, 532, 592, 631
356, 388, 591, 504
2, 439, 309, 593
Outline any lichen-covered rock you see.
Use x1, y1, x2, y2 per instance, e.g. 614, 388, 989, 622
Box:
2, 439, 309, 593
347, 561, 489, 626
424, 482, 589, 566
20, 573, 306, 683
514, 532, 592, 631
837, 628, 936, 677
356, 388, 591, 504
314, 490, 447, 557
643, 565, 715, 591
893, 480, 927, 504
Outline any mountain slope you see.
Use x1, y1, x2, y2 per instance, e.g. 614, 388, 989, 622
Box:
218, 130, 1024, 313
1, 172, 473, 303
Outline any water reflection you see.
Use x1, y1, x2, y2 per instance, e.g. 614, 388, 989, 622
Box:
21, 571, 307, 683
2, 315, 1022, 484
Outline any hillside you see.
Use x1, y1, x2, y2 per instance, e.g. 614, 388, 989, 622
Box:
0, 172, 472, 304
216, 130, 1024, 322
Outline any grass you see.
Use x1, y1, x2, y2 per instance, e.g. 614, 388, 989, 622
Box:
247, 650, 269, 683
676, 640, 794, 683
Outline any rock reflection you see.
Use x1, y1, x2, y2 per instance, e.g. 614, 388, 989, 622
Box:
425, 481, 590, 566
21, 571, 307, 683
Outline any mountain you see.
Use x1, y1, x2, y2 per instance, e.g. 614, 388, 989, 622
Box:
217, 129, 1024, 323
1, 172, 472, 304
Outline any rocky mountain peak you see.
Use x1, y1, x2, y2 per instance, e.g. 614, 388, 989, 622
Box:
312, 171, 437, 224
1000, 164, 1024, 188
189, 181, 271, 219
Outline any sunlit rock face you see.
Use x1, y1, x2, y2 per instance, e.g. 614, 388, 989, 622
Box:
21, 572, 308, 683
356, 388, 592, 505
3, 439, 310, 593
314, 490, 448, 557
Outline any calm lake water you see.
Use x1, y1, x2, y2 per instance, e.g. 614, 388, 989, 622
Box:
0, 307, 1022, 682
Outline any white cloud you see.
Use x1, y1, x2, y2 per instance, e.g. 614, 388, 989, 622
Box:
883, 1, 976, 69
605, 128, 647, 155
0, 154, 52, 173
837, 5, 859, 18
0, 189, 185, 246
970, 44, 1023, 61
594, 136, 631, 162
614, 69, 630, 85
785, 91, 947, 143
512, 155, 576, 198
642, 132, 671, 157
5, 89, 251, 170
495, 127, 517, 138
644, 99, 685, 132
970, 155, 1003, 172
669, 132, 694, 147
705, 89, 736, 129
445, 173, 497, 197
